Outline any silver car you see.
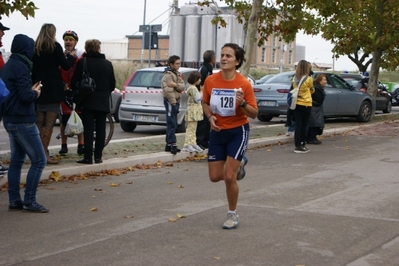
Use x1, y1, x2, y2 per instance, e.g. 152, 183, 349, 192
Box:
118, 67, 198, 133
254, 71, 376, 122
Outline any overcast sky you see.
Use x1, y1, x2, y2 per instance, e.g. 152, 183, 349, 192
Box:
2, 0, 357, 71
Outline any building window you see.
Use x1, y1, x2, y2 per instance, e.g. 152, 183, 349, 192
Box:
272, 36, 276, 47
288, 51, 292, 64
261, 47, 266, 62
272, 49, 276, 63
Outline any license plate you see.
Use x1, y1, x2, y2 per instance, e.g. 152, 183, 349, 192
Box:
132, 115, 158, 122
258, 100, 277, 107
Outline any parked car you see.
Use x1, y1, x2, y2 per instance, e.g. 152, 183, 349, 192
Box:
392, 86, 399, 106
110, 88, 122, 122
213, 69, 256, 86
254, 71, 376, 122
339, 74, 392, 113
256, 74, 274, 84
338, 73, 364, 87
118, 67, 198, 133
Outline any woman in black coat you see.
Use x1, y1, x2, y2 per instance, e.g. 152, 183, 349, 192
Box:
32, 23, 75, 164
306, 73, 327, 144
71, 39, 116, 164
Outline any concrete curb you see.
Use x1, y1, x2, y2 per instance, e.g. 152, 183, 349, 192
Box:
0, 123, 365, 187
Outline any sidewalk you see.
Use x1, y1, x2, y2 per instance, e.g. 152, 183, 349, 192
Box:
1, 113, 398, 187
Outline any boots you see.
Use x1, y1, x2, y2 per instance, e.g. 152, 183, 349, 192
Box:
40, 127, 58, 164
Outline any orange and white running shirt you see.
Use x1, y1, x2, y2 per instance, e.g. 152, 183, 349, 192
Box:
203, 71, 257, 130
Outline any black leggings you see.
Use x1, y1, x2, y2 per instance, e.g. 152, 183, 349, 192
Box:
81, 110, 107, 160
293, 105, 311, 147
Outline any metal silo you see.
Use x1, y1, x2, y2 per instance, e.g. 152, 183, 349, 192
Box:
200, 15, 217, 61
184, 15, 201, 63
215, 14, 235, 63
169, 15, 185, 59
233, 18, 245, 47
180, 4, 198, 15
198, 5, 217, 15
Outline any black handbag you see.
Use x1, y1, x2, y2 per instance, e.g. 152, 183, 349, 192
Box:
73, 57, 96, 104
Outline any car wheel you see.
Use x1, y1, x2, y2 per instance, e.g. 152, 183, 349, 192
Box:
113, 97, 121, 122
176, 118, 186, 133
120, 121, 137, 132
382, 100, 392, 113
257, 114, 274, 122
356, 101, 372, 122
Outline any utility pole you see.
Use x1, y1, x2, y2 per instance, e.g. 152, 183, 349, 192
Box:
140, 0, 146, 68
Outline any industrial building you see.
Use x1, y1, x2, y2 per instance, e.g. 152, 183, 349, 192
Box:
123, 2, 297, 70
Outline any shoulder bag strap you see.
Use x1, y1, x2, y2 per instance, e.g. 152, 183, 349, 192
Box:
83, 57, 89, 76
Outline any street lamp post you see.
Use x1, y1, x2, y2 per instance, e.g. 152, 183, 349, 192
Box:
140, 0, 147, 68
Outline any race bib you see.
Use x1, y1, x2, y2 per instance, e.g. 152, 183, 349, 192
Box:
210, 88, 237, 117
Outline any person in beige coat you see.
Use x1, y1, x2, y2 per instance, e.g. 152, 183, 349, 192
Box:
161, 55, 185, 154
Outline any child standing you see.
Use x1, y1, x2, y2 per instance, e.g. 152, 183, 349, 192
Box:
182, 71, 204, 153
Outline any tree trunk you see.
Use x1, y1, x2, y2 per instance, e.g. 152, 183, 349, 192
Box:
368, 48, 383, 99
240, 0, 263, 77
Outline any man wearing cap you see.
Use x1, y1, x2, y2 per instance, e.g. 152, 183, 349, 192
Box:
0, 21, 9, 178
0, 22, 10, 69
59, 30, 84, 156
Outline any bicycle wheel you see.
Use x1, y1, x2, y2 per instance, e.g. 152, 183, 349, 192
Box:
104, 113, 114, 147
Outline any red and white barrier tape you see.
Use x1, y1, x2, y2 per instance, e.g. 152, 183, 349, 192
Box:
112, 89, 186, 94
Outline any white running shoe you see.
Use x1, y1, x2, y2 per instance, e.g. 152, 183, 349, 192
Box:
181, 145, 196, 153
191, 144, 204, 152
286, 131, 294, 137
236, 156, 248, 181
222, 212, 239, 229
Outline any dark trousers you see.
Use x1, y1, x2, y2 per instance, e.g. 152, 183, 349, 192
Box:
164, 99, 179, 144
293, 105, 311, 147
196, 114, 210, 148
81, 109, 107, 160
306, 127, 319, 141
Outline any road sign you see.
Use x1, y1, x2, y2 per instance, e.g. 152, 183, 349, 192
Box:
139, 25, 150, 32
139, 24, 162, 33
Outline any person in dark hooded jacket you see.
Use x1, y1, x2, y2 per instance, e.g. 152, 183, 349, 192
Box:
306, 73, 326, 144
0, 34, 49, 213
71, 39, 115, 164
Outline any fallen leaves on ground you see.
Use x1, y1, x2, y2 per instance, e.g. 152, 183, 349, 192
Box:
49, 171, 60, 182
168, 213, 187, 222
109, 182, 120, 187
90, 207, 98, 211
0, 155, 209, 192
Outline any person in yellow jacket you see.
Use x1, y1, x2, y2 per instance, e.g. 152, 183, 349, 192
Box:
292, 60, 314, 154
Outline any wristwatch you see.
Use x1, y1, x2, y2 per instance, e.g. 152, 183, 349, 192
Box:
239, 101, 247, 108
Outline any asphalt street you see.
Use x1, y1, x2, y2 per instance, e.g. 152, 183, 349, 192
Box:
1, 122, 399, 265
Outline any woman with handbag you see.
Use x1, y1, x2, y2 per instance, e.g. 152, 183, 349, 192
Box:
292, 60, 314, 154
71, 39, 116, 164
32, 23, 75, 164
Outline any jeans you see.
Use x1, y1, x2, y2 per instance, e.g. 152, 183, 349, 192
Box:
164, 99, 179, 144
81, 109, 107, 160
4, 122, 46, 204
287, 120, 296, 132
293, 105, 311, 147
